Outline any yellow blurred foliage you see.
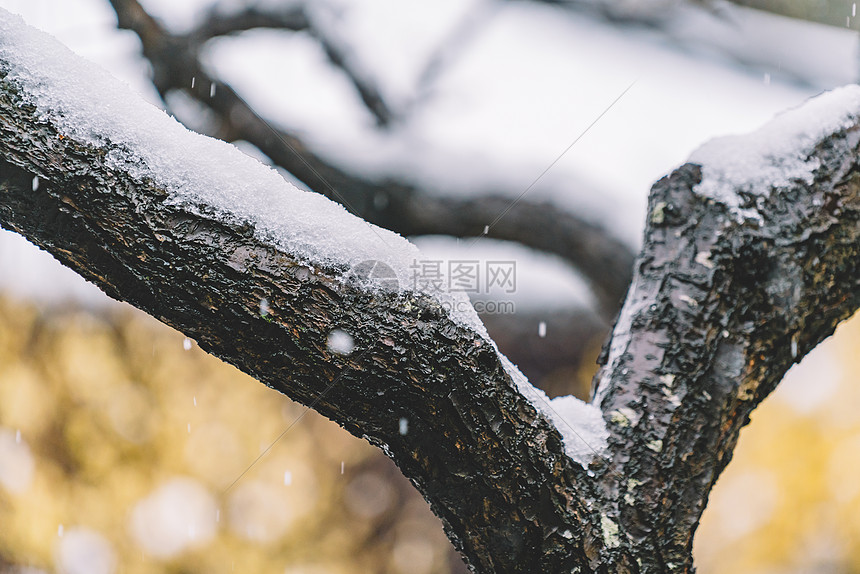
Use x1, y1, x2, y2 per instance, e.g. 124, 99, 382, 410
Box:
0, 297, 458, 574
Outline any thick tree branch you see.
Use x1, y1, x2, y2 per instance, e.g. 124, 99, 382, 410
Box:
0, 33, 616, 570
591, 116, 860, 569
108, 0, 635, 321
4, 8, 860, 573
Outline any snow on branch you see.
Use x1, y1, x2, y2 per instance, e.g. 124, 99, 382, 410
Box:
689, 86, 860, 221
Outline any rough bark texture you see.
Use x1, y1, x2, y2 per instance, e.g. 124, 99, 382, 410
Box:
592, 131, 860, 569
2, 30, 860, 574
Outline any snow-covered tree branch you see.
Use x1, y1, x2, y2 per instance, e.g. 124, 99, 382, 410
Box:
1, 7, 859, 573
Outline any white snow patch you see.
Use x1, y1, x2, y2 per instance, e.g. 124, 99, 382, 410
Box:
689, 86, 860, 219
499, 356, 608, 468
549, 395, 611, 466
0, 10, 486, 334
129, 477, 218, 558
54, 527, 115, 574
326, 329, 355, 355
0, 0, 161, 106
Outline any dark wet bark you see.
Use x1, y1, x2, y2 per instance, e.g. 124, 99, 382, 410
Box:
591, 128, 860, 570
